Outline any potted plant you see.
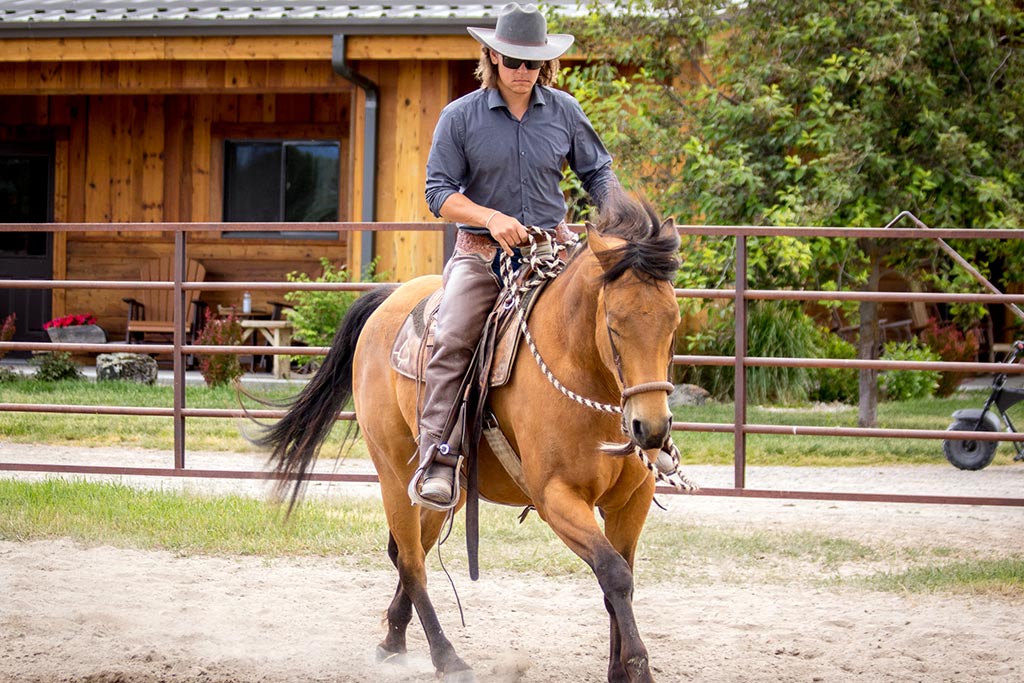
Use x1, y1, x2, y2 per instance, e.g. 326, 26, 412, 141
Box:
42, 313, 107, 344
195, 309, 244, 387
0, 312, 15, 362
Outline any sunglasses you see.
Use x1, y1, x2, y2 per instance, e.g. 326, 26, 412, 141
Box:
499, 54, 544, 70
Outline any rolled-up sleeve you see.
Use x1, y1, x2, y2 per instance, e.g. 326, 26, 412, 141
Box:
424, 107, 466, 218
567, 99, 619, 210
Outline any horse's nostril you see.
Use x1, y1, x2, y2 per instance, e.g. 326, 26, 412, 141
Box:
631, 419, 659, 450
631, 416, 671, 450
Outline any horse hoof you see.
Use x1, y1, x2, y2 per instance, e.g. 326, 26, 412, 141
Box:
442, 667, 477, 683
375, 645, 408, 666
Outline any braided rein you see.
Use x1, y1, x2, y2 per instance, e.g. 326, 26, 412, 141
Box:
497, 228, 696, 492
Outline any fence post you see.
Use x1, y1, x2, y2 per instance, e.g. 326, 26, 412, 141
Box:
734, 235, 747, 488
173, 230, 187, 469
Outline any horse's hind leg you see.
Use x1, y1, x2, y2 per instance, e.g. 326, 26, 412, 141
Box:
376, 472, 474, 681
377, 515, 459, 664
377, 533, 412, 663
538, 482, 655, 683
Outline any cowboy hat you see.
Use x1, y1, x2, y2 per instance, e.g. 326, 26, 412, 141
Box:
466, 3, 574, 61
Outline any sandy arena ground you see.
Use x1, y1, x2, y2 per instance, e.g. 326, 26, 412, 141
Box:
1, 442, 1023, 682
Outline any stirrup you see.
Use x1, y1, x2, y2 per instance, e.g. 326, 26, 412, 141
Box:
408, 444, 464, 511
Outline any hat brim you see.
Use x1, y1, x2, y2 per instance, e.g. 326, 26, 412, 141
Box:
467, 26, 574, 61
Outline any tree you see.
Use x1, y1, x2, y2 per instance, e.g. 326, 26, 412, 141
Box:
558, 0, 1024, 424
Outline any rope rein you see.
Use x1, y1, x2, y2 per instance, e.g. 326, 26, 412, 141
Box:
497, 228, 697, 492
498, 229, 621, 414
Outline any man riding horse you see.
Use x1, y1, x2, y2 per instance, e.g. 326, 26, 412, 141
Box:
413, 2, 622, 509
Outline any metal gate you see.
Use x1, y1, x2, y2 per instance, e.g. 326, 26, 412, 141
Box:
2, 219, 1024, 507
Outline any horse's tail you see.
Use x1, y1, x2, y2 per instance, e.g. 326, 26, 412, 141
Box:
258, 285, 396, 511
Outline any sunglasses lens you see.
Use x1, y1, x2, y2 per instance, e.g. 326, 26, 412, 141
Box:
501, 55, 543, 70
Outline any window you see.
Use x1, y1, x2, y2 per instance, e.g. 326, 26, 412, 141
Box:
223, 140, 340, 239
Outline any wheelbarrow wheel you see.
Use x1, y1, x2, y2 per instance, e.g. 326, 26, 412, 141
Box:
943, 419, 998, 470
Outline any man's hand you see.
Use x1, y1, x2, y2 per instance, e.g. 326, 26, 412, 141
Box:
486, 212, 529, 255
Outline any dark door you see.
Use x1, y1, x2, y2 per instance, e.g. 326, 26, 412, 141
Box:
0, 143, 54, 347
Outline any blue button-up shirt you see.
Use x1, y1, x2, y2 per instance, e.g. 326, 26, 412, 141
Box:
425, 85, 617, 234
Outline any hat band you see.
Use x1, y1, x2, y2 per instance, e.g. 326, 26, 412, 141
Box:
495, 35, 548, 48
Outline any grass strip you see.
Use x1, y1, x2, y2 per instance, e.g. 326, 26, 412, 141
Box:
863, 558, 1024, 597
3, 478, 991, 593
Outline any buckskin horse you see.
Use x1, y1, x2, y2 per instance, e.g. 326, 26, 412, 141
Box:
259, 193, 683, 683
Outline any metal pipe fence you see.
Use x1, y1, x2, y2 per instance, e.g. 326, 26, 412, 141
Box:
3, 219, 1024, 507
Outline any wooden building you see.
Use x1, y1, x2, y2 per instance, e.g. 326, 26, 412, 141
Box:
0, 1, 584, 344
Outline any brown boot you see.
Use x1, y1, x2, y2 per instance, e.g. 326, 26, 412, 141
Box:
408, 442, 462, 511
420, 461, 456, 505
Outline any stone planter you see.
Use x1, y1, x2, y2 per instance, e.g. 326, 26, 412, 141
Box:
45, 324, 107, 344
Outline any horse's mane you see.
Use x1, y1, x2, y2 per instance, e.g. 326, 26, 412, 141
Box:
585, 192, 681, 285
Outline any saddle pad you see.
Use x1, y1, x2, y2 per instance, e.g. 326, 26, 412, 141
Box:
390, 288, 443, 382
389, 283, 547, 387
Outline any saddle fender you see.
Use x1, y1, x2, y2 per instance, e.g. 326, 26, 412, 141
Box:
950, 408, 1003, 432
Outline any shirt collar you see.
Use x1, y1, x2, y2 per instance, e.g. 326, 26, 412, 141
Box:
487, 85, 547, 111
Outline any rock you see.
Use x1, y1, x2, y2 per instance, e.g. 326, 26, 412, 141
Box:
668, 383, 711, 407
96, 352, 159, 385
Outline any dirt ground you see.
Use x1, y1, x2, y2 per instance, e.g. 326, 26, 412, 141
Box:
1, 442, 1023, 683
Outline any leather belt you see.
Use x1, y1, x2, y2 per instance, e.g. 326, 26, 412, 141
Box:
455, 221, 574, 258
455, 230, 500, 257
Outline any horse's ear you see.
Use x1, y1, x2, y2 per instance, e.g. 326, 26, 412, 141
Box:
585, 221, 612, 255
661, 217, 675, 232
585, 221, 619, 273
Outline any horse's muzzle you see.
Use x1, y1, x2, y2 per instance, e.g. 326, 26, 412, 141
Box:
621, 381, 674, 450
629, 414, 672, 450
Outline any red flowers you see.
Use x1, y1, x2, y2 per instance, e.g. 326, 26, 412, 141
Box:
42, 313, 97, 330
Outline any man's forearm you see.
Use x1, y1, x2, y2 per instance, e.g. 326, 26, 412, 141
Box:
439, 193, 496, 228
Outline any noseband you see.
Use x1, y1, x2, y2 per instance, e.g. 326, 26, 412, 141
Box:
621, 381, 675, 399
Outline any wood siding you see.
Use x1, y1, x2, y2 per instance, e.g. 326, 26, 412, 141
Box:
1, 85, 359, 336
0, 38, 478, 337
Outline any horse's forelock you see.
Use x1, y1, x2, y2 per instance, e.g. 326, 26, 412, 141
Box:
593, 193, 680, 285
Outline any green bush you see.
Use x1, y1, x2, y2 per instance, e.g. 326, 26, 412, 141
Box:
29, 351, 84, 382
810, 332, 859, 404
879, 339, 940, 402
684, 300, 822, 404
283, 258, 384, 369
195, 310, 244, 387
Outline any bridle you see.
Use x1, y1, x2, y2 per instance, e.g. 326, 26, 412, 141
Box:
498, 227, 673, 416
497, 227, 696, 491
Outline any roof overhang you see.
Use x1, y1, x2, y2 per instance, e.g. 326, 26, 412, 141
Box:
0, 2, 588, 39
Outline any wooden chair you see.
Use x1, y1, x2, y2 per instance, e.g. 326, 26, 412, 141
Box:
123, 256, 207, 344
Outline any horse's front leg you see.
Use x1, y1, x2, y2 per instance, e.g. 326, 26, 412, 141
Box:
537, 481, 655, 683
601, 476, 657, 683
